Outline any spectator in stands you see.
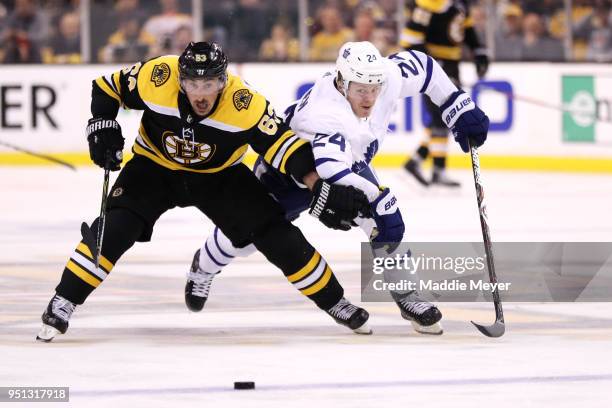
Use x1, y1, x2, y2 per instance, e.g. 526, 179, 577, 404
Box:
575, 0, 612, 62
99, 14, 155, 63
114, 0, 148, 24
142, 0, 192, 57
309, 5, 353, 61
1, 0, 49, 63
353, 8, 375, 42
169, 24, 193, 55
352, 7, 396, 56
258, 23, 300, 62
521, 12, 564, 61
368, 0, 400, 32
548, 0, 593, 59
522, 0, 563, 17
227, 0, 272, 61
495, 3, 524, 61
370, 26, 398, 56
42, 11, 80, 63
43, 0, 80, 38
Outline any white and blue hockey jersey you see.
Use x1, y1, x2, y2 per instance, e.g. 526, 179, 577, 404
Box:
283, 50, 459, 202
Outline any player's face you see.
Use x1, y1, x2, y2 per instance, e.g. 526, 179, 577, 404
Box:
346, 82, 382, 118
181, 77, 225, 116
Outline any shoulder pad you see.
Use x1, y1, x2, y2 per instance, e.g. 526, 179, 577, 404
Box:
137, 55, 180, 109
207, 73, 267, 131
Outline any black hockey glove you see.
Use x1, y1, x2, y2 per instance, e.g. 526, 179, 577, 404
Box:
86, 117, 124, 171
474, 52, 489, 79
309, 179, 371, 231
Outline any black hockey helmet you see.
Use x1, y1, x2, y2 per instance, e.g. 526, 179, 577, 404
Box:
178, 41, 228, 81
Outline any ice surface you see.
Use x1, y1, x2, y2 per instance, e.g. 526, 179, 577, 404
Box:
1, 166, 611, 407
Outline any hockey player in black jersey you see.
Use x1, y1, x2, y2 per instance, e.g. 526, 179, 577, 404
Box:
36, 42, 373, 342
402, 0, 489, 187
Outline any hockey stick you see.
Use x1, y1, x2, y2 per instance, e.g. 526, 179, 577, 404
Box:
469, 143, 505, 338
80, 155, 113, 269
0, 139, 76, 170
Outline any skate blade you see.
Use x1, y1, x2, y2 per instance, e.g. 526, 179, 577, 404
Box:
410, 321, 443, 335
36, 325, 60, 342
353, 322, 373, 335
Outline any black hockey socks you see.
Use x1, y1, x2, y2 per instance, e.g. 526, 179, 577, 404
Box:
252, 221, 344, 310
55, 208, 145, 304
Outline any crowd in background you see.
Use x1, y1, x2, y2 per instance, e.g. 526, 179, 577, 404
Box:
0, 0, 611, 64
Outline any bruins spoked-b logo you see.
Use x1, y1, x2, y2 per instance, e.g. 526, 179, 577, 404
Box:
162, 131, 214, 165
233, 89, 253, 111
151, 63, 171, 87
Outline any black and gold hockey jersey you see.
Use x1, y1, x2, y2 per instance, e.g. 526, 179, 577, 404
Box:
401, 0, 481, 61
92, 55, 310, 176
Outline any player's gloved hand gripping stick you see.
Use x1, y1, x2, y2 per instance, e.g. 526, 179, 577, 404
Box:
309, 179, 371, 231
81, 118, 125, 269
440, 90, 489, 153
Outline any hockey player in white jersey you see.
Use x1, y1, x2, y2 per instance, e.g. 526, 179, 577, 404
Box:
185, 41, 489, 335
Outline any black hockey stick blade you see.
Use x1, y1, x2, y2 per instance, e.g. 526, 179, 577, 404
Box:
80, 222, 98, 263
471, 320, 505, 338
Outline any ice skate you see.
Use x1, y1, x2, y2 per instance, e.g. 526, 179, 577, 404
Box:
431, 170, 460, 188
36, 294, 76, 342
392, 291, 443, 335
326, 297, 372, 335
185, 249, 218, 312
404, 159, 430, 186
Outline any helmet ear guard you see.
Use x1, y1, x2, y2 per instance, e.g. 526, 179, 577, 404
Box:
179, 41, 228, 82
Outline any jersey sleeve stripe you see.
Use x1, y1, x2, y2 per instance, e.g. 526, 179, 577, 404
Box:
263, 130, 295, 164
279, 138, 308, 174
407, 50, 425, 70
283, 103, 297, 124
314, 157, 340, 167
103, 74, 118, 94
326, 168, 352, 184
419, 56, 434, 93
400, 29, 425, 47
94, 77, 121, 104
271, 135, 300, 168
112, 71, 122, 95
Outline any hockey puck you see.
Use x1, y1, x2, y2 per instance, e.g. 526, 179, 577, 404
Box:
234, 381, 255, 390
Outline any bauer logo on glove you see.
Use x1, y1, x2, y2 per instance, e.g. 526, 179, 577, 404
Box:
440, 91, 490, 153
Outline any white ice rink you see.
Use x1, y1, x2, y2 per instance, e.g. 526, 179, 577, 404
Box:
1, 166, 611, 407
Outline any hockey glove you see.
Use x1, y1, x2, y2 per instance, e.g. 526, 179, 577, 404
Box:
441, 91, 489, 153
86, 117, 124, 171
474, 51, 490, 79
309, 179, 371, 231
370, 187, 405, 252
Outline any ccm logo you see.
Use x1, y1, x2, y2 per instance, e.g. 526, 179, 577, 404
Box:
445, 97, 472, 125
